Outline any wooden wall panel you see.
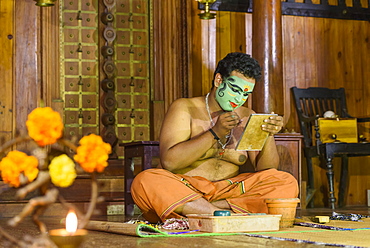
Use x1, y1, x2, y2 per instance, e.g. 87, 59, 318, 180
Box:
280, 16, 370, 207
182, 0, 216, 98
303, 17, 318, 88
216, 11, 246, 61
41, 7, 61, 114
199, 19, 216, 96
153, 0, 189, 113
244, 14, 253, 108
217, 12, 232, 62
245, 14, 252, 55
0, 0, 14, 146
151, 0, 195, 139
283, 16, 298, 129
230, 13, 247, 55
14, 1, 40, 143
314, 18, 326, 88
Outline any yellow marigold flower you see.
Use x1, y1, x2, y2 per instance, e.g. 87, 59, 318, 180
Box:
49, 154, 77, 188
0, 151, 39, 188
26, 107, 64, 146
74, 134, 111, 173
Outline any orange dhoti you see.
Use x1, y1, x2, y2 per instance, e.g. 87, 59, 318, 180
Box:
131, 168, 299, 223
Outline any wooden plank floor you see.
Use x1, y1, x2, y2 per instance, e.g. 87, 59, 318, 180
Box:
0, 217, 321, 248
0, 205, 369, 247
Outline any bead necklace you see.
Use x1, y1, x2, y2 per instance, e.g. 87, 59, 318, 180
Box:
205, 93, 233, 156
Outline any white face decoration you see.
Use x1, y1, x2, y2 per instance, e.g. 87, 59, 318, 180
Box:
215, 76, 255, 111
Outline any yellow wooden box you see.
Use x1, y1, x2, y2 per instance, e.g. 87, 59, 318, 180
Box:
187, 214, 281, 233
316, 118, 358, 143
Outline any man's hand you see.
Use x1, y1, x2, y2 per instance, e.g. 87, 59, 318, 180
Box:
212, 111, 240, 138
261, 112, 283, 135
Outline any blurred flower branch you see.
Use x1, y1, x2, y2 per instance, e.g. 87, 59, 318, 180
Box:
0, 107, 112, 247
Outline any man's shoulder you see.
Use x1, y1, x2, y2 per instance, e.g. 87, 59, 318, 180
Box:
170, 96, 204, 108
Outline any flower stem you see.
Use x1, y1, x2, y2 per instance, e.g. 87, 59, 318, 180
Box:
78, 172, 98, 229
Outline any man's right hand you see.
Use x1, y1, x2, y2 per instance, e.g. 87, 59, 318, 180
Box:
212, 111, 240, 139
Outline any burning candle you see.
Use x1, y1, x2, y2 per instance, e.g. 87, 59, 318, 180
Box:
49, 210, 88, 248
66, 211, 78, 233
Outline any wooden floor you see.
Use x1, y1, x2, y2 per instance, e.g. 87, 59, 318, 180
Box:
0, 205, 369, 247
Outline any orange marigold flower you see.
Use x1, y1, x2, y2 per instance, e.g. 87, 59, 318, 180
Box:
74, 134, 111, 173
0, 150, 39, 188
26, 107, 64, 146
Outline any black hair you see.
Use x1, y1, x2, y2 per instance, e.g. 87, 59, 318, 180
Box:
213, 52, 262, 85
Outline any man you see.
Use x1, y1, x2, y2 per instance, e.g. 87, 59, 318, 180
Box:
131, 52, 298, 223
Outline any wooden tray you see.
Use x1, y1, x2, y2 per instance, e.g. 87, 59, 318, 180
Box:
187, 214, 281, 233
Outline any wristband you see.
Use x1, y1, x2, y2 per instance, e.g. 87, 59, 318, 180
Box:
209, 129, 220, 140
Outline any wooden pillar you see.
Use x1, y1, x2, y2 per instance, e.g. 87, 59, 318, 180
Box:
252, 0, 284, 115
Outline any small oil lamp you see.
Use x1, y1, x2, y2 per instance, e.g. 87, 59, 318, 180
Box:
197, 0, 217, 20
49, 210, 88, 248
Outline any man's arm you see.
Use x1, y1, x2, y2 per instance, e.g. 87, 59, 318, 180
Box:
247, 114, 283, 171
249, 136, 280, 171
159, 98, 217, 172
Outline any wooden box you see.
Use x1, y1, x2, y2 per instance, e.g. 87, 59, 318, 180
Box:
316, 118, 358, 143
187, 214, 281, 233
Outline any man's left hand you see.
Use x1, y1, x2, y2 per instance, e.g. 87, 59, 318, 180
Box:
261, 112, 283, 135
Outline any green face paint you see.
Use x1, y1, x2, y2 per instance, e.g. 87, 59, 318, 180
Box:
215, 76, 255, 111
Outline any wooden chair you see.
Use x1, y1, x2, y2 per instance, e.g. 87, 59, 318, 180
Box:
291, 87, 370, 209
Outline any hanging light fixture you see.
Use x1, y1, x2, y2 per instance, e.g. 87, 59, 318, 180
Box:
33, 0, 57, 7
197, 0, 217, 20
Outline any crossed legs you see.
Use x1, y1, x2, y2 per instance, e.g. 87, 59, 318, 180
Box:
174, 198, 231, 216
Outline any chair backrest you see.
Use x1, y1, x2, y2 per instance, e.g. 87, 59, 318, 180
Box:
291, 87, 351, 148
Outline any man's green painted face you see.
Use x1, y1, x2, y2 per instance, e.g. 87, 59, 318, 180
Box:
215, 76, 255, 111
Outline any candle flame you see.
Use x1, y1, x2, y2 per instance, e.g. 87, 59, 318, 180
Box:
66, 210, 78, 233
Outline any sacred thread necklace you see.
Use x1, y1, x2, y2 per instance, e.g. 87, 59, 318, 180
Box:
205, 93, 233, 156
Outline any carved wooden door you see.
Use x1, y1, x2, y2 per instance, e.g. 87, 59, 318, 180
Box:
59, 0, 152, 158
